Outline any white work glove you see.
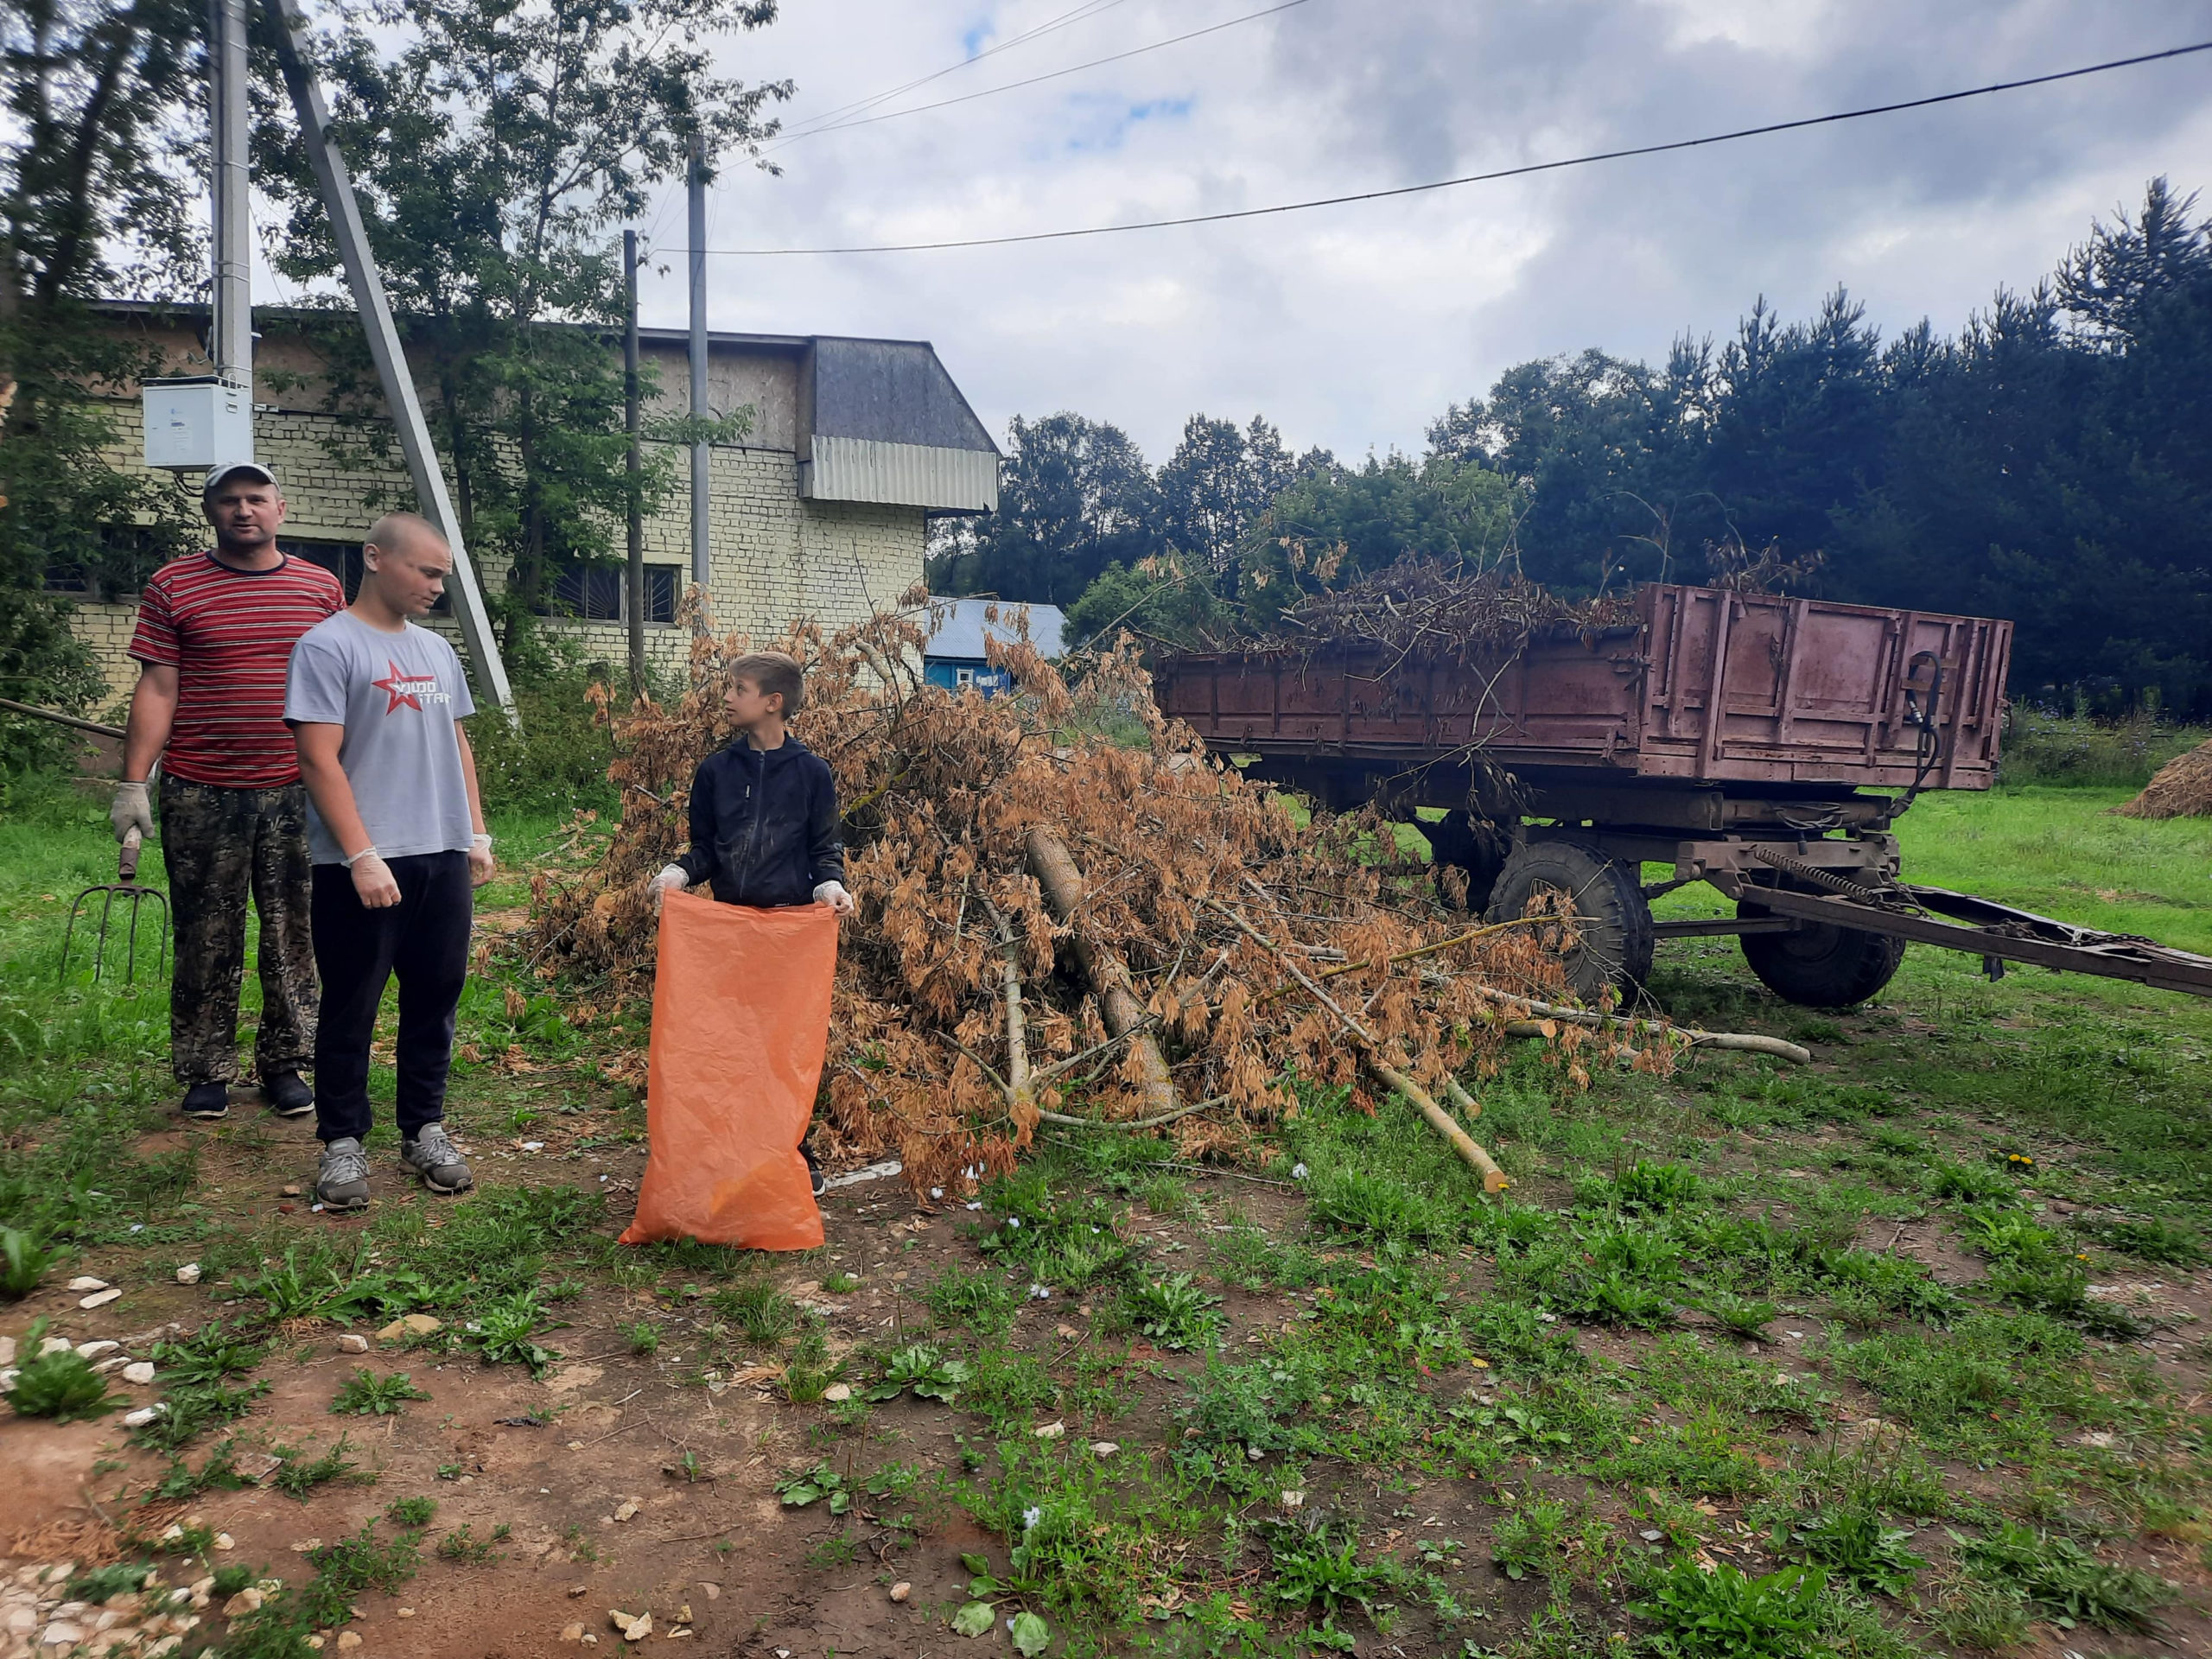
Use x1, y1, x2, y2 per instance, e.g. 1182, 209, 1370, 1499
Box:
467, 832, 496, 887
111, 780, 154, 843
812, 880, 855, 916
651, 864, 690, 908
347, 849, 400, 909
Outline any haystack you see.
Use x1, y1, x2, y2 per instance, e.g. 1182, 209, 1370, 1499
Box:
2114, 737, 2212, 819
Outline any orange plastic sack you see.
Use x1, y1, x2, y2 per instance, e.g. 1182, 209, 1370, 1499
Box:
619, 892, 836, 1252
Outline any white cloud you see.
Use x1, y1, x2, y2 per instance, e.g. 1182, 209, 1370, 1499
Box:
632, 0, 2212, 461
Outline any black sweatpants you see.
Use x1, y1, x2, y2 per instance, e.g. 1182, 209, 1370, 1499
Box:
311, 851, 472, 1146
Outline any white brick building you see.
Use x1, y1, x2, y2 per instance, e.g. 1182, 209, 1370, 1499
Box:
64, 303, 1000, 698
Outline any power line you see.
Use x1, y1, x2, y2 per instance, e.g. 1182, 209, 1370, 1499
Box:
697, 38, 2212, 257
777, 0, 1134, 141
776, 0, 1314, 145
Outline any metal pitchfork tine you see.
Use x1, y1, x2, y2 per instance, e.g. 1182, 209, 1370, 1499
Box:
60, 826, 170, 987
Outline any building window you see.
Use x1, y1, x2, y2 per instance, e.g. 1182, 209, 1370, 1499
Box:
536, 562, 678, 625
287, 538, 448, 613
49, 525, 162, 598
954, 666, 976, 688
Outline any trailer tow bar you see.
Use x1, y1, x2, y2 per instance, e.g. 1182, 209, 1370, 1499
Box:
1710, 876, 2212, 1000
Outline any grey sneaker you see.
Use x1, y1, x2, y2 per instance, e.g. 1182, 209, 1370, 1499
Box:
315, 1137, 371, 1211
400, 1123, 473, 1194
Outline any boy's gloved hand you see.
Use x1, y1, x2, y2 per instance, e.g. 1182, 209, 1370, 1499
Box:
812, 880, 855, 916
650, 864, 690, 908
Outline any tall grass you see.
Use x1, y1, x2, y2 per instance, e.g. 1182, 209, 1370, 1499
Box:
1999, 708, 2209, 788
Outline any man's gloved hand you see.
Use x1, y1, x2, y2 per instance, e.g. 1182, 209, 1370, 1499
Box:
349, 850, 401, 909
468, 833, 496, 887
812, 880, 855, 916
111, 780, 153, 844
650, 864, 690, 908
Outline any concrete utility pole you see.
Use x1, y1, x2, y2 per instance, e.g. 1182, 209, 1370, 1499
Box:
687, 136, 712, 593
207, 0, 252, 411
624, 228, 645, 696
263, 0, 517, 718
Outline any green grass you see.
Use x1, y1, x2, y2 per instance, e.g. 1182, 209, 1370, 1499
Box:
1896, 784, 2212, 956
7, 767, 2212, 1657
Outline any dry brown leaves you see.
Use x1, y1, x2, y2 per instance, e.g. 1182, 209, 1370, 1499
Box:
519, 589, 1655, 1198
1258, 556, 1640, 664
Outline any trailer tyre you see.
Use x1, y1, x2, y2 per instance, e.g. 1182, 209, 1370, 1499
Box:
1486, 839, 1655, 1003
1736, 897, 1905, 1007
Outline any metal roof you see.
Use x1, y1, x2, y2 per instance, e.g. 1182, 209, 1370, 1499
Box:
926, 597, 1066, 661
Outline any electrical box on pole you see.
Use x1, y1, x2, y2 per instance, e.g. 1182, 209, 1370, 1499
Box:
143, 378, 253, 470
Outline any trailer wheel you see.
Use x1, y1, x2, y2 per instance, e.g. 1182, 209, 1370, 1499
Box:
1736, 896, 1905, 1007
1486, 839, 1655, 1003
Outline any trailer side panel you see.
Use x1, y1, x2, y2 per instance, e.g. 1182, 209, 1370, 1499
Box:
1154, 583, 2012, 793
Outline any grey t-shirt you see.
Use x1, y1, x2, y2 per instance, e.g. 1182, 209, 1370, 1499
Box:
284, 610, 478, 865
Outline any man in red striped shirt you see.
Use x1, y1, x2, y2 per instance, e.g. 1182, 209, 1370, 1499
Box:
117, 462, 346, 1122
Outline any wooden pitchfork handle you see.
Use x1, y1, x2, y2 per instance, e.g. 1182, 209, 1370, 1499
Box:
119, 826, 143, 884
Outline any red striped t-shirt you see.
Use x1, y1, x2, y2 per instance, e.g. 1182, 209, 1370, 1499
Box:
129, 552, 346, 788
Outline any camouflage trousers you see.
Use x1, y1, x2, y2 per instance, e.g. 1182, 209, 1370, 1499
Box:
158, 775, 318, 1086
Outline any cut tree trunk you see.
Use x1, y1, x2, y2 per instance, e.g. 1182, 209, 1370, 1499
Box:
1025, 827, 1180, 1122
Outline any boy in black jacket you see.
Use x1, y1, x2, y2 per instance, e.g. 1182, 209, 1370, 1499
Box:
652, 652, 851, 1191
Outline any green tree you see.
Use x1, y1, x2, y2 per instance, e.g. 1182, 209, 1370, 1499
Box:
0, 0, 202, 752
1063, 555, 1225, 651
1154, 413, 1300, 575
1234, 451, 1522, 628
2056, 175, 2211, 347
254, 0, 791, 662
927, 411, 1161, 605
1430, 346, 1712, 592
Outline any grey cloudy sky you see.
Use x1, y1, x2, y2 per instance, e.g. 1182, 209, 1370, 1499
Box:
637, 0, 2212, 462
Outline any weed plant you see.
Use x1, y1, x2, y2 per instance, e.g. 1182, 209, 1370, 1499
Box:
0, 1226, 58, 1298
1955, 1520, 2173, 1630
4, 1320, 114, 1421
713, 1281, 800, 1346
331, 1369, 429, 1416
1123, 1272, 1224, 1351
1780, 1508, 1927, 1596
271, 1435, 364, 1498
1629, 1560, 1827, 1658
926, 1263, 1018, 1338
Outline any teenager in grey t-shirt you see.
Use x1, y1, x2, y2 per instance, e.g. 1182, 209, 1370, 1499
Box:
283, 609, 477, 864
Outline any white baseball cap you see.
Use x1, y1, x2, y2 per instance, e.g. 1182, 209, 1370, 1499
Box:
202, 460, 279, 496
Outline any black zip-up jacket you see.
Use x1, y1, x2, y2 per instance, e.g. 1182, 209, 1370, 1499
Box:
673, 734, 845, 907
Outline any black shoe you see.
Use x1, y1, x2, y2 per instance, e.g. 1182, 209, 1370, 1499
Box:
263, 1071, 315, 1119
810, 1164, 827, 1199
181, 1082, 230, 1122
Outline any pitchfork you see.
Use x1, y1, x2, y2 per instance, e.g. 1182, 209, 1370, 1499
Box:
60, 827, 170, 987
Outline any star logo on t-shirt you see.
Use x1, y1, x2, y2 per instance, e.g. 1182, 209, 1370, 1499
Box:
371, 661, 438, 714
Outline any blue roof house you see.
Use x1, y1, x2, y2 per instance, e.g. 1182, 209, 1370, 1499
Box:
924, 598, 1066, 695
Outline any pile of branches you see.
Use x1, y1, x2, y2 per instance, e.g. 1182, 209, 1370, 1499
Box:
518, 592, 1693, 1198
1256, 556, 1640, 666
